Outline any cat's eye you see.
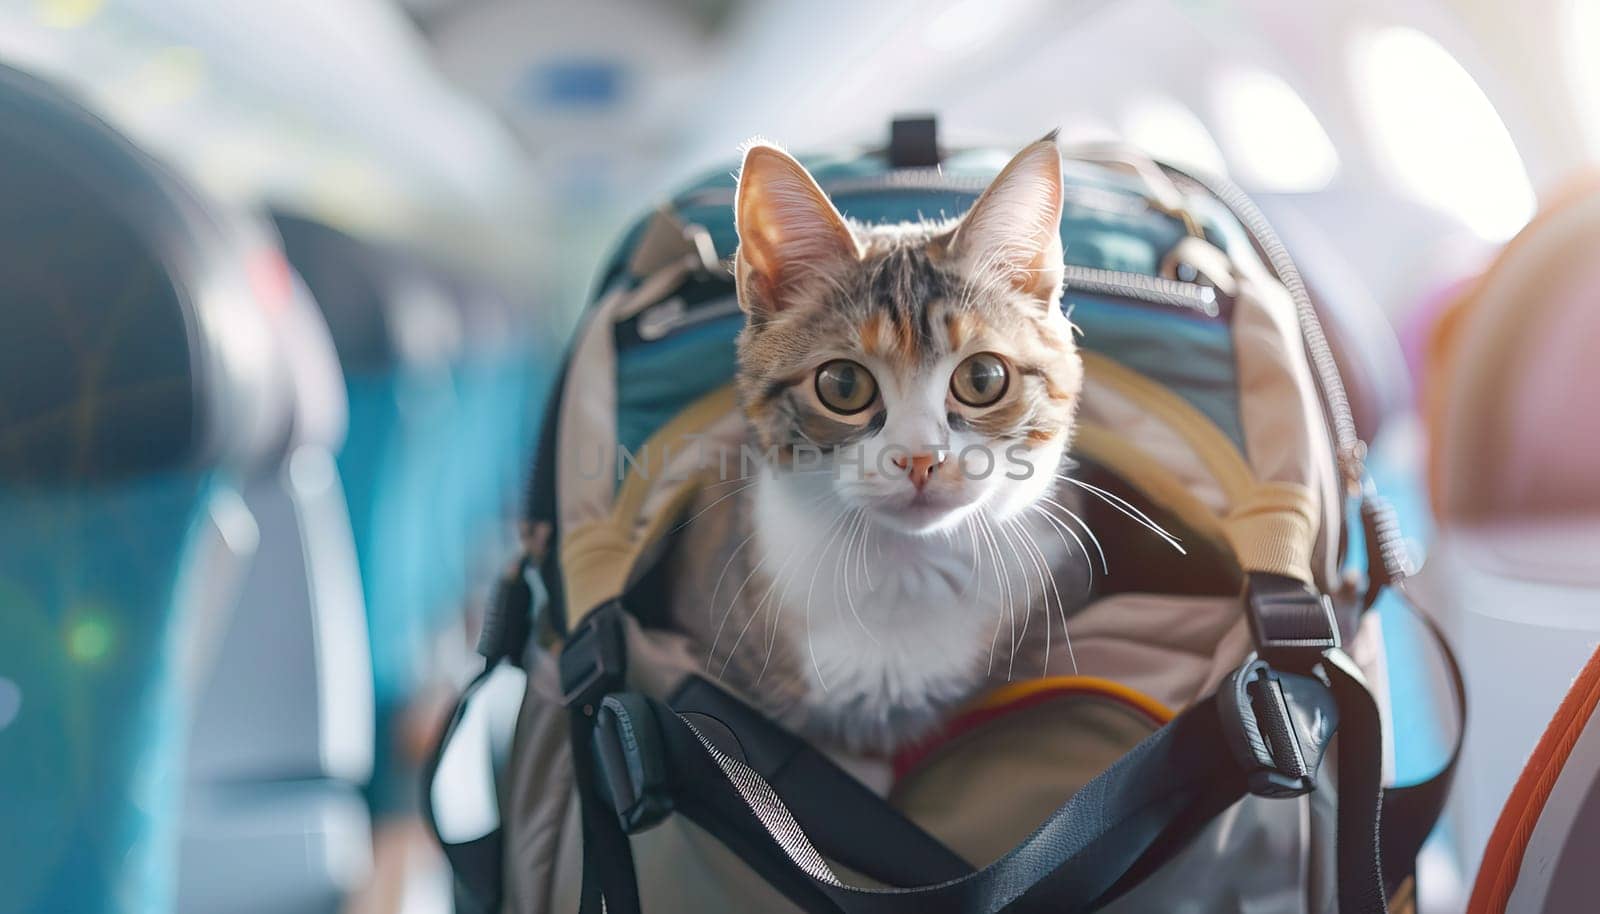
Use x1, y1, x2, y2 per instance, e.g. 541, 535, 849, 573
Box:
951, 352, 1010, 407
814, 360, 877, 415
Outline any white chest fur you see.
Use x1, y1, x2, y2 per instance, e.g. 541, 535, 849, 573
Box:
748, 478, 1060, 749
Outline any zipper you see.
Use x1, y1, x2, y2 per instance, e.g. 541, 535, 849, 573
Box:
675, 168, 1164, 216
635, 294, 742, 341
632, 265, 1216, 347
1164, 167, 1366, 491
1061, 264, 1220, 317
653, 161, 1362, 485
674, 170, 992, 211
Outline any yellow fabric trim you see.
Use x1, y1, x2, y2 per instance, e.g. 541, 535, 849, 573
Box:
974, 676, 1175, 724
1080, 351, 1255, 502
1071, 422, 1228, 550
1079, 355, 1319, 581
563, 385, 739, 627
1221, 480, 1319, 583
563, 353, 1319, 621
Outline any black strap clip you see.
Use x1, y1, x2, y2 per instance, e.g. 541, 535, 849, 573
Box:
592, 694, 675, 834
1219, 658, 1339, 799
560, 601, 628, 712
1246, 572, 1340, 673
476, 556, 545, 664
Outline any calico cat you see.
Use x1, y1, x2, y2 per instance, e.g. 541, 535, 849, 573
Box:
670, 136, 1093, 754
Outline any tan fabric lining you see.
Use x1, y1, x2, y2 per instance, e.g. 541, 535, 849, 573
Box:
560, 352, 1320, 624
562, 385, 738, 626
1080, 352, 1255, 501
1226, 265, 1341, 586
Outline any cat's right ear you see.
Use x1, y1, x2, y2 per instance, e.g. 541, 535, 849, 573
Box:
735, 143, 859, 316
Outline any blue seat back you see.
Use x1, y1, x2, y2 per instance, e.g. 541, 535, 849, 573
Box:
0, 67, 221, 914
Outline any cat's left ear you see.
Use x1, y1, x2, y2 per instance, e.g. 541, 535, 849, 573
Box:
941, 133, 1065, 306
735, 143, 860, 317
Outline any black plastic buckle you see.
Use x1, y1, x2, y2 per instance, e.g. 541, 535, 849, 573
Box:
1219, 659, 1330, 799
592, 694, 674, 834
559, 601, 628, 713
1245, 573, 1339, 673
476, 558, 545, 663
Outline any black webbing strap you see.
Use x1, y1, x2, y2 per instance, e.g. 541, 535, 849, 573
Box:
1324, 650, 1391, 914
1243, 571, 1393, 914
1357, 491, 1468, 895
582, 659, 1354, 914
559, 603, 642, 914
670, 676, 973, 887
1376, 587, 1467, 896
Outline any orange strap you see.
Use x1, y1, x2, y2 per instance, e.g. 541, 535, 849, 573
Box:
1467, 645, 1600, 913
892, 676, 1174, 781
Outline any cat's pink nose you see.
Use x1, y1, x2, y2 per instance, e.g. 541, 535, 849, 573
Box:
891, 452, 946, 490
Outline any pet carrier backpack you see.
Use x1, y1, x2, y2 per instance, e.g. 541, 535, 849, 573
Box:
426, 119, 1462, 914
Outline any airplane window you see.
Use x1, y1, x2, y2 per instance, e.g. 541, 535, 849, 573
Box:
1211, 67, 1339, 193
1120, 94, 1228, 178
1570, 0, 1600, 155
1352, 26, 1535, 241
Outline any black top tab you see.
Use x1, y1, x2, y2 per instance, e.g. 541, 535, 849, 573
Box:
888, 116, 940, 168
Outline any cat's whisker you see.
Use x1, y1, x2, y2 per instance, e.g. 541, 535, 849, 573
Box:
712, 501, 845, 675
1028, 505, 1085, 671
839, 509, 878, 644
669, 479, 759, 537
1021, 516, 1077, 677
1054, 475, 1186, 555
1008, 516, 1050, 644
960, 514, 982, 597
802, 502, 861, 693
976, 510, 1019, 680
720, 530, 808, 680
707, 529, 759, 629
979, 513, 1009, 677
1039, 496, 1111, 576
996, 518, 1036, 648
708, 548, 773, 675
1030, 503, 1096, 595
1008, 516, 1052, 671
855, 505, 876, 592
756, 551, 802, 686
706, 487, 833, 631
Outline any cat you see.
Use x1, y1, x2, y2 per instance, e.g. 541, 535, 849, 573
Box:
667, 135, 1092, 755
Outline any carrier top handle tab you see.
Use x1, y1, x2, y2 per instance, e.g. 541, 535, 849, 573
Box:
888, 115, 941, 167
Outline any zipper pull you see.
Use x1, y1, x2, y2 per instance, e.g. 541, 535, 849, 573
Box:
1339, 442, 1369, 497
1359, 480, 1409, 609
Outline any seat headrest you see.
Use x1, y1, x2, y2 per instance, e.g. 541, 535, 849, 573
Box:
273, 213, 468, 374
1430, 182, 1600, 520
0, 67, 204, 484
0, 66, 294, 484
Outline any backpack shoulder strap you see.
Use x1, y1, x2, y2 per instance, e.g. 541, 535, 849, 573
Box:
576, 650, 1373, 914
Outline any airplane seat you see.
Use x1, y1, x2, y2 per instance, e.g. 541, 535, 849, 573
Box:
1468, 644, 1600, 913
1415, 177, 1600, 875
272, 215, 465, 816
434, 276, 540, 622
177, 216, 377, 914
0, 66, 289, 913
